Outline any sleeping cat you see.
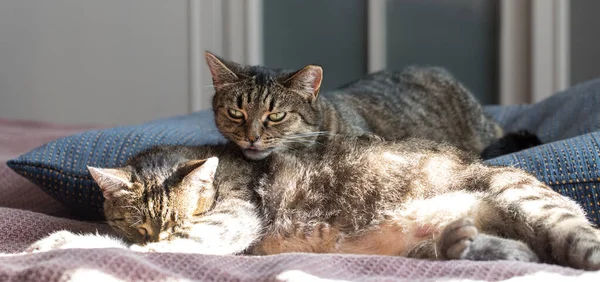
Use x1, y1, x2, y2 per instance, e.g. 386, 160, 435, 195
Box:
29, 136, 600, 270
205, 52, 532, 161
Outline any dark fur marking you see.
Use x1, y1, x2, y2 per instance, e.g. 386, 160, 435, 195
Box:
564, 232, 580, 265
575, 226, 596, 237
520, 195, 542, 202
541, 204, 560, 210
236, 94, 243, 109
201, 219, 227, 227
584, 245, 600, 263
268, 95, 275, 112
547, 213, 577, 230
557, 213, 577, 222
245, 88, 251, 105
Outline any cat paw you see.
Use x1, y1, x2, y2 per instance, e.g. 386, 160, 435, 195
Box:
466, 234, 539, 262
26, 230, 78, 253
439, 217, 478, 259
130, 240, 229, 254
439, 217, 539, 262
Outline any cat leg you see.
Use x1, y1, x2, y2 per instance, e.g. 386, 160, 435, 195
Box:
437, 217, 538, 262
404, 217, 538, 262
252, 222, 340, 255
151, 199, 263, 255
129, 237, 235, 254
475, 167, 600, 270
26, 230, 128, 253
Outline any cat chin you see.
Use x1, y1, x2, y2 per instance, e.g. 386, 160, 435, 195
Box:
243, 148, 274, 160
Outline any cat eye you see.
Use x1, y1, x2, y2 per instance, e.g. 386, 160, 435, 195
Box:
267, 112, 286, 122
227, 109, 244, 119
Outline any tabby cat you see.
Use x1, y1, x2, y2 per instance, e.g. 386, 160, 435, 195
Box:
205, 52, 512, 160
29, 136, 600, 270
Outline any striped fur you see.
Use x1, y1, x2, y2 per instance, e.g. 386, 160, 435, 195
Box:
205, 52, 503, 160
89, 136, 600, 270
251, 136, 600, 270
90, 144, 264, 255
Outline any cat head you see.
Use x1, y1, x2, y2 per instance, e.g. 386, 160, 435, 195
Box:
206, 51, 324, 160
87, 157, 219, 244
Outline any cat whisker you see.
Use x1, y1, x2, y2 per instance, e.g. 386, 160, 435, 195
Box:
279, 136, 318, 141
112, 225, 132, 237
275, 143, 298, 152
212, 82, 238, 90
277, 140, 315, 146
278, 137, 316, 142
277, 136, 324, 142
282, 131, 331, 138
129, 219, 142, 227
121, 205, 142, 214
279, 136, 323, 143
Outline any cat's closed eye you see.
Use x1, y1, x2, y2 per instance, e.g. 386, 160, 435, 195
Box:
267, 112, 286, 122
227, 109, 245, 120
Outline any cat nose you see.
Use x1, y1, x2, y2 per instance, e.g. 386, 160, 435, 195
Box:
248, 135, 260, 144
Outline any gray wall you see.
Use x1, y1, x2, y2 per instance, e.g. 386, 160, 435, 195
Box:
570, 0, 600, 85
263, 0, 367, 91
263, 0, 499, 104
385, 0, 500, 105
5, 1, 591, 126
0, 0, 190, 125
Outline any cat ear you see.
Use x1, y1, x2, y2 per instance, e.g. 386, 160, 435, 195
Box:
87, 166, 133, 200
180, 157, 219, 215
204, 51, 240, 89
282, 65, 323, 100
180, 157, 219, 187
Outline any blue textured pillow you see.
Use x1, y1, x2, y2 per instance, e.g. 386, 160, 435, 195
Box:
7, 110, 225, 219
485, 133, 600, 225
7, 78, 600, 220
483, 78, 600, 143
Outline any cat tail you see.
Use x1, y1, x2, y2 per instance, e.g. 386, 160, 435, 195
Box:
480, 130, 543, 160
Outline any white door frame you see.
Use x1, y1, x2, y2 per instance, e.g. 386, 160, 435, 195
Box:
188, 0, 263, 112
531, 0, 570, 102
367, 0, 387, 73
499, 0, 570, 105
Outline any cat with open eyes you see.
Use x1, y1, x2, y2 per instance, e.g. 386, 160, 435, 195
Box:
28, 135, 600, 270
205, 52, 540, 161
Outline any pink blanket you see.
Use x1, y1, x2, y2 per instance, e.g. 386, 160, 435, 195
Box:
0, 119, 597, 281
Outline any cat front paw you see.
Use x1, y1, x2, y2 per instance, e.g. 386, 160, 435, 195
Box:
26, 231, 128, 253
130, 239, 236, 255
26, 230, 78, 253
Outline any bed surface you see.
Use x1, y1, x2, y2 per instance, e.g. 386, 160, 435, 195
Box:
0, 119, 597, 282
